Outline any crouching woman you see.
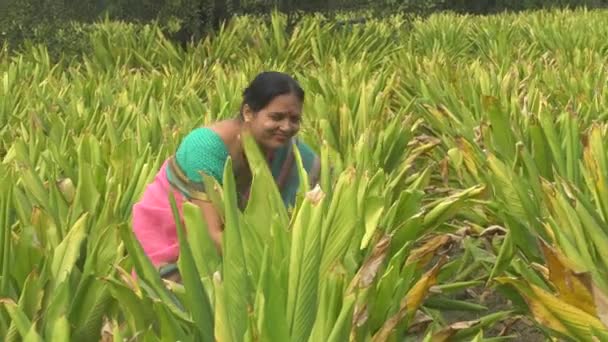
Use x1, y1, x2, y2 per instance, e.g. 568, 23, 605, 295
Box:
131, 71, 320, 282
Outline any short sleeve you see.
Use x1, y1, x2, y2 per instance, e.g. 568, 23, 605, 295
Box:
175, 128, 229, 183
166, 128, 229, 200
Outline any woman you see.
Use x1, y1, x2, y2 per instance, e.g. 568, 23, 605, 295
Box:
131, 71, 320, 280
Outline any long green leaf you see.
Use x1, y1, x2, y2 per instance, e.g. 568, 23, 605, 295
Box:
170, 192, 215, 342
51, 213, 88, 286
287, 186, 325, 342
182, 202, 221, 281
118, 224, 189, 322
0, 299, 38, 340
221, 157, 252, 341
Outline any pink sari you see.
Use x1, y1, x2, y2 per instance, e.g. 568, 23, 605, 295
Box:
131, 154, 280, 269
131, 138, 320, 272
132, 159, 186, 268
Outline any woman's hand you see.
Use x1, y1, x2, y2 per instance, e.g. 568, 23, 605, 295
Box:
163, 270, 182, 283
191, 198, 224, 256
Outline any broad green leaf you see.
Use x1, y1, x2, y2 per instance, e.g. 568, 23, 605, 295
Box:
103, 276, 155, 334
170, 192, 215, 342
241, 132, 289, 226
23, 325, 44, 342
309, 267, 347, 342
359, 172, 385, 250
182, 202, 221, 281
1, 180, 13, 296
319, 168, 359, 277
0, 299, 37, 340
327, 293, 356, 342
69, 276, 112, 341
483, 95, 515, 161
487, 229, 514, 281
213, 272, 230, 342
370, 243, 411, 330
48, 316, 70, 342
372, 256, 448, 342
422, 185, 485, 228
221, 157, 252, 341
424, 297, 487, 312
118, 224, 189, 322
9, 270, 44, 340
11, 225, 44, 288
69, 160, 100, 226
51, 213, 88, 286
287, 186, 326, 342
153, 302, 189, 342
42, 279, 70, 339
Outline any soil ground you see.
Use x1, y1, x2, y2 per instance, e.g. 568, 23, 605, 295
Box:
442, 286, 546, 341
408, 284, 547, 341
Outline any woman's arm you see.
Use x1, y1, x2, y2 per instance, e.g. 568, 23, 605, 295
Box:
159, 199, 223, 284
191, 198, 224, 255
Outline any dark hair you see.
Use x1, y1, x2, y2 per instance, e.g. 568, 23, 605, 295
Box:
239, 71, 305, 118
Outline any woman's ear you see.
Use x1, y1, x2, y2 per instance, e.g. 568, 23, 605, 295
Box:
242, 104, 254, 123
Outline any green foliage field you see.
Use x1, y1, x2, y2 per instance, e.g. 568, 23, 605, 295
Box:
1, 8, 607, 341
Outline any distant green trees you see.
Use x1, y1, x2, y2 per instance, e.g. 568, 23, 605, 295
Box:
2, 0, 606, 55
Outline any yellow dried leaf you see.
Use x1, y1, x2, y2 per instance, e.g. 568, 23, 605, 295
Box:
593, 286, 608, 327
405, 235, 454, 268
540, 241, 597, 316
348, 234, 391, 291
404, 258, 447, 317
497, 277, 608, 339
530, 283, 607, 337
407, 311, 433, 335
372, 256, 448, 342
431, 319, 480, 342
496, 277, 569, 335
456, 137, 480, 178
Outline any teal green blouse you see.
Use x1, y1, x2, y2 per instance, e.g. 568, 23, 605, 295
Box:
166, 127, 319, 208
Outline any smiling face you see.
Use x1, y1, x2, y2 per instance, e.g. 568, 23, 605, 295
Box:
242, 93, 303, 151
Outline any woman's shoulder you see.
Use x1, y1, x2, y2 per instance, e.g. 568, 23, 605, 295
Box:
178, 127, 228, 154
179, 120, 240, 151
206, 119, 243, 148
174, 124, 234, 183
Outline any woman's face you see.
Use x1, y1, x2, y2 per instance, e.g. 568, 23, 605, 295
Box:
243, 93, 302, 151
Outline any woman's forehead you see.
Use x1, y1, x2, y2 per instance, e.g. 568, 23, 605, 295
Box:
264, 94, 302, 113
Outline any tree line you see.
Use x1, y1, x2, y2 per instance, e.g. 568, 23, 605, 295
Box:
1, 0, 607, 55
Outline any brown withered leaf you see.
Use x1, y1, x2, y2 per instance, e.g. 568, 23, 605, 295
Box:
352, 304, 369, 328
454, 226, 476, 238
496, 317, 522, 337
593, 285, 608, 327
479, 225, 507, 238
440, 158, 449, 187
405, 235, 454, 268
496, 277, 607, 337
530, 262, 549, 280
113, 265, 143, 297
539, 240, 597, 316
407, 311, 433, 335
348, 234, 392, 293
100, 317, 114, 342
372, 256, 448, 342
431, 319, 481, 342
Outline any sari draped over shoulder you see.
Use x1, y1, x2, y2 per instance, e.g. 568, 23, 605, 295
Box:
131, 127, 320, 271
